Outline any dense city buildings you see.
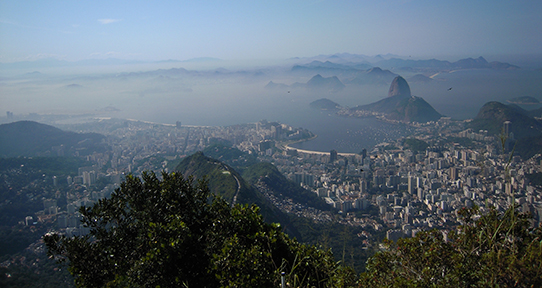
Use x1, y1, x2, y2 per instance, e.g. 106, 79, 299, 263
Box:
23, 116, 542, 245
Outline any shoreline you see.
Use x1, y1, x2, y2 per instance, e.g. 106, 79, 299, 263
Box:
280, 135, 358, 157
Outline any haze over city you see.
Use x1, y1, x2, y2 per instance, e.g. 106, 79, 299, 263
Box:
2, 1, 542, 286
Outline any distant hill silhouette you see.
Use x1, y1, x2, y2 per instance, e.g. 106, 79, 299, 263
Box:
64, 83, 83, 89
468, 101, 542, 139
264, 81, 289, 91
374, 56, 519, 70
309, 98, 341, 110
264, 74, 345, 92
290, 60, 371, 77
507, 96, 539, 105
350, 76, 442, 123
348, 67, 398, 85
408, 74, 433, 83
0, 121, 106, 157
305, 74, 345, 92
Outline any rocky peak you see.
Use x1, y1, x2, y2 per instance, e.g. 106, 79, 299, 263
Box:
387, 76, 411, 98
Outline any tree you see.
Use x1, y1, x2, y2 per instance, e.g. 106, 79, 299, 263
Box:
359, 205, 542, 287
44, 171, 354, 287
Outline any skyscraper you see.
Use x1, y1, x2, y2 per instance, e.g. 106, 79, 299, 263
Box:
330, 150, 338, 163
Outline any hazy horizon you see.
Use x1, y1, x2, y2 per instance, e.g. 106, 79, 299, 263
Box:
2, 1, 542, 62
2, 1, 542, 128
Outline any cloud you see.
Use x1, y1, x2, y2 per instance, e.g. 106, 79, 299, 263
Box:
97, 19, 122, 24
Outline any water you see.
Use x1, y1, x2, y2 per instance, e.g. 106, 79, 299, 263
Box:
285, 109, 413, 153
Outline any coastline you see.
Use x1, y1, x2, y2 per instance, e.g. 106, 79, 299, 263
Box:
279, 135, 358, 157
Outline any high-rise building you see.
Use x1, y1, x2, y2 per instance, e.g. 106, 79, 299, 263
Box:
450, 167, 457, 181
503, 121, 511, 138
330, 150, 338, 163
408, 176, 416, 194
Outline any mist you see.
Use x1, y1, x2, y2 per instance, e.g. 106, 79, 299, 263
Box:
1, 55, 542, 129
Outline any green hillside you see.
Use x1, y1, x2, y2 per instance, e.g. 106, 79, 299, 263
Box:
468, 101, 542, 139
0, 121, 106, 157
242, 162, 330, 211
175, 152, 292, 227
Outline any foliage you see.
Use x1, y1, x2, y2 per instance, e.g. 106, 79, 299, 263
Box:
526, 172, 542, 188
242, 162, 330, 211
0, 242, 74, 288
0, 157, 87, 226
0, 226, 46, 257
468, 101, 542, 139
288, 216, 380, 273
359, 205, 542, 287
44, 171, 353, 287
0, 121, 106, 157
383, 145, 399, 151
515, 134, 542, 159
444, 136, 475, 149
202, 143, 258, 172
402, 138, 429, 152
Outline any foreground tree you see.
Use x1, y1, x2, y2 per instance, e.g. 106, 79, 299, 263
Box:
359, 205, 542, 287
44, 171, 354, 287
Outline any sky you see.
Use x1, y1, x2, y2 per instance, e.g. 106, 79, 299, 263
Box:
1, 0, 541, 63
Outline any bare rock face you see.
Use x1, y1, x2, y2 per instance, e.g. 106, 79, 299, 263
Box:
387, 76, 411, 98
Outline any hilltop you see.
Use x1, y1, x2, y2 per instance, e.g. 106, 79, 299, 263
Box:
468, 101, 542, 158
0, 121, 106, 157
348, 67, 398, 85
309, 98, 341, 110
468, 101, 542, 139
175, 152, 295, 230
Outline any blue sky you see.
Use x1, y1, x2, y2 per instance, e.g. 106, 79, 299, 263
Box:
1, 0, 541, 62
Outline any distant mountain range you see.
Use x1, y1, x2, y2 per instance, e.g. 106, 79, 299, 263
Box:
506, 96, 540, 105
0, 121, 106, 157
373, 56, 519, 70
290, 54, 519, 72
348, 67, 398, 85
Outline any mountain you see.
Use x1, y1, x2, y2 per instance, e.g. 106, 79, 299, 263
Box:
241, 162, 330, 211
507, 96, 540, 105
264, 81, 289, 91
174, 152, 291, 226
389, 97, 443, 123
348, 67, 398, 85
349, 76, 442, 123
290, 60, 371, 77
387, 75, 412, 98
527, 107, 542, 118
0, 121, 106, 157
408, 74, 433, 83
468, 101, 542, 139
305, 74, 345, 92
309, 98, 341, 110
374, 56, 519, 71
